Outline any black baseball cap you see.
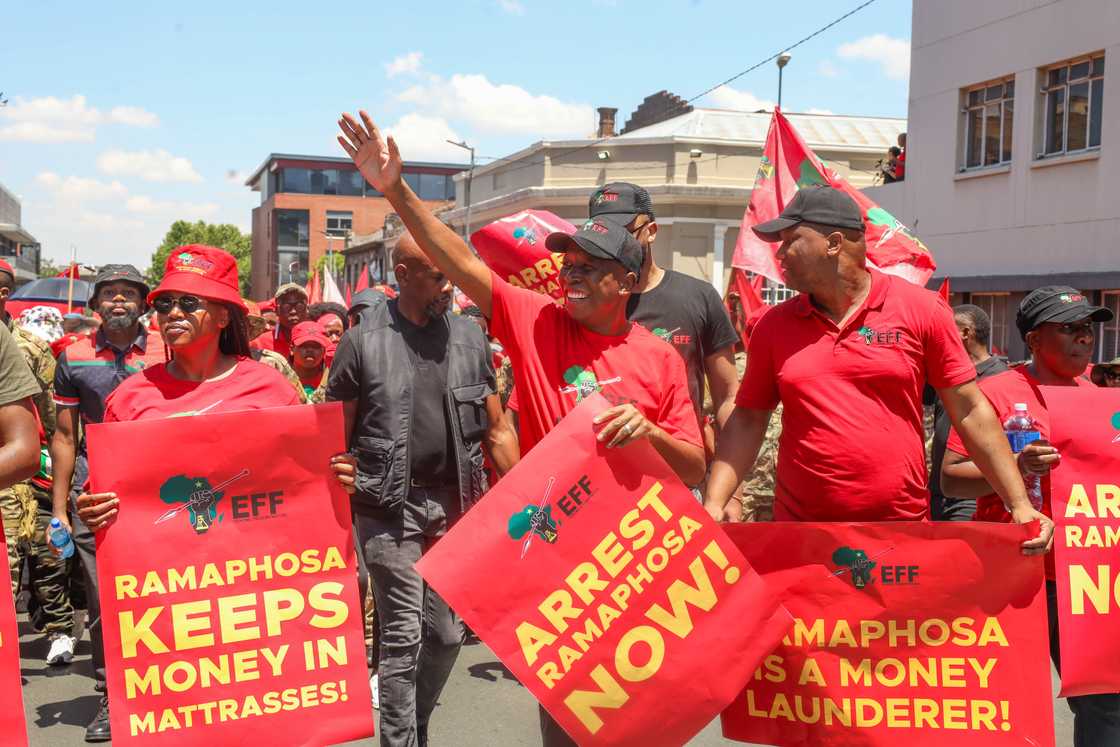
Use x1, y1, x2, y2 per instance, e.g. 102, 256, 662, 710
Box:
1015, 286, 1113, 338
90, 264, 150, 303
587, 182, 655, 227
752, 185, 864, 242
545, 219, 644, 277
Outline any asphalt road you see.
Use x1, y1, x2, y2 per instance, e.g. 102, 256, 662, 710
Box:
17, 616, 1074, 746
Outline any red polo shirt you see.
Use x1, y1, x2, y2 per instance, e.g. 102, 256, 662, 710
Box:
736, 269, 974, 521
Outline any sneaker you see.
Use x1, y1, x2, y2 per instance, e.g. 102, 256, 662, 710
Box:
85, 695, 111, 743
46, 633, 76, 666
370, 673, 380, 710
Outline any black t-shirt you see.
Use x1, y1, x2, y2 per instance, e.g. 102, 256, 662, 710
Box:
626, 269, 739, 413
398, 313, 456, 484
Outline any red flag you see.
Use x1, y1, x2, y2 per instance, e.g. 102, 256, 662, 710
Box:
56, 263, 80, 279
354, 263, 370, 293
471, 210, 575, 301
308, 269, 323, 305
937, 278, 951, 303
0, 533, 28, 745
345, 280, 352, 306
732, 108, 936, 286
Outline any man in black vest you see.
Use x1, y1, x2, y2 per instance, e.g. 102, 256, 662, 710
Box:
327, 235, 518, 747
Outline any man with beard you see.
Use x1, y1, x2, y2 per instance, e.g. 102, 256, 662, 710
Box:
48, 264, 164, 743
327, 236, 519, 746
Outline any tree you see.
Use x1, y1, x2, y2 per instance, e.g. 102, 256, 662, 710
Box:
38, 256, 65, 278
148, 221, 252, 297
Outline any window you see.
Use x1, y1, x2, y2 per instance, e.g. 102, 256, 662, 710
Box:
276, 209, 309, 285
762, 279, 796, 305
1042, 54, 1104, 156
279, 167, 364, 196
1101, 291, 1120, 360
326, 211, 352, 237
962, 77, 1014, 169
403, 172, 455, 201
971, 293, 1010, 355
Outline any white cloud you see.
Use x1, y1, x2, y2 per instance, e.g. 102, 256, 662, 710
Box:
383, 113, 471, 163
36, 172, 128, 200
108, 105, 160, 127
707, 85, 774, 112
0, 95, 160, 142
97, 149, 203, 183
838, 35, 911, 81
397, 73, 593, 138
818, 60, 840, 78
497, 0, 525, 13
384, 51, 423, 78
125, 196, 218, 216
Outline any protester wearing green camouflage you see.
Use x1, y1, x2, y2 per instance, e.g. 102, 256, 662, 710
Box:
253, 349, 309, 404
0, 274, 75, 666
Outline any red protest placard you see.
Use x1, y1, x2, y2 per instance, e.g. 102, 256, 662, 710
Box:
471, 210, 575, 301
1044, 385, 1120, 697
416, 394, 791, 746
722, 522, 1054, 747
87, 404, 373, 746
0, 531, 28, 747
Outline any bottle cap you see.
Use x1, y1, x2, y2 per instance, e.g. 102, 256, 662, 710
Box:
1013, 403, 1028, 411
49, 518, 61, 528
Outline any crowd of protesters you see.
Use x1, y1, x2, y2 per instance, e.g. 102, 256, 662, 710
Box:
0, 108, 1115, 747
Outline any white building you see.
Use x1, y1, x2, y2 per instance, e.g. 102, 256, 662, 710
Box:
867, 0, 1119, 361
442, 91, 904, 302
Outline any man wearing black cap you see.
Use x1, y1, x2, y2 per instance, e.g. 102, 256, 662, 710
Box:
339, 107, 704, 747
48, 263, 164, 742
702, 186, 1052, 553
589, 183, 740, 451
941, 287, 1119, 745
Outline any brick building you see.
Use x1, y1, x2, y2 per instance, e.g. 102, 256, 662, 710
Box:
245, 153, 465, 299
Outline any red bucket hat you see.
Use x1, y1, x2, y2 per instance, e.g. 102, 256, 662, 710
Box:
291, 321, 331, 349
149, 245, 247, 312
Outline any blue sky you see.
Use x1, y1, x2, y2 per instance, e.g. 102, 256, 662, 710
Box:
1, 0, 911, 269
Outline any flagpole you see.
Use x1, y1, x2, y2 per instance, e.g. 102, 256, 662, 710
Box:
66, 245, 76, 314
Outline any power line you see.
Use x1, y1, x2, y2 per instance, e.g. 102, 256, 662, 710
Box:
473, 0, 882, 179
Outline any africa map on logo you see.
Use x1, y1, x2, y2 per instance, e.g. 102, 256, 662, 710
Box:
832, 546, 876, 589
155, 469, 249, 534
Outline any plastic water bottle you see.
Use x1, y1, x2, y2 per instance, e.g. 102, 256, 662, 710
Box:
48, 518, 74, 559
1004, 403, 1044, 510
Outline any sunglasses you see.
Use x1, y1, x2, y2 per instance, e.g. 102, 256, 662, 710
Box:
152, 294, 206, 314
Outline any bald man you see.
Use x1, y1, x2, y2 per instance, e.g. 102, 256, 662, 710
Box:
327, 234, 518, 747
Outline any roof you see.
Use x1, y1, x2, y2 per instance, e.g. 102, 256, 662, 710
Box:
613, 107, 906, 151
244, 153, 469, 189
0, 222, 37, 245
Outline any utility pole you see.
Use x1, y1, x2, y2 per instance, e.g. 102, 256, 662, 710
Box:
446, 139, 476, 243
777, 52, 792, 110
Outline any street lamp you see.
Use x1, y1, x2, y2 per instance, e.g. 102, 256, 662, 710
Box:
777, 51, 792, 110
446, 139, 476, 243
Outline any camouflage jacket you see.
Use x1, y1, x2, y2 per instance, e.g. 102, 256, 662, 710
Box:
7, 317, 56, 439
254, 349, 309, 404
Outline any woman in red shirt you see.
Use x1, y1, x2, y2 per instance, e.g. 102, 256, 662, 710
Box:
75, 244, 356, 531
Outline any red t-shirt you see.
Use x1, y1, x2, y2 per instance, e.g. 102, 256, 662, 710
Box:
945, 367, 1091, 579
103, 358, 302, 422
736, 269, 974, 521
255, 326, 293, 361
488, 271, 701, 455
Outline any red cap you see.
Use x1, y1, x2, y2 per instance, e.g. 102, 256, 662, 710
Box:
0, 259, 13, 276
258, 299, 277, 313
149, 245, 246, 311
291, 321, 330, 349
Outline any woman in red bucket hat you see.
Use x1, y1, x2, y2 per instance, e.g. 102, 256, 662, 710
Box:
73, 245, 356, 532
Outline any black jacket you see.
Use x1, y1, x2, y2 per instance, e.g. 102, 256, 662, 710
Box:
326, 299, 495, 518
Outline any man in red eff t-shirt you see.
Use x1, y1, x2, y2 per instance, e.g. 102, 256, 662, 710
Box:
703, 186, 1052, 554
339, 109, 704, 747
337, 111, 704, 487
941, 286, 1119, 746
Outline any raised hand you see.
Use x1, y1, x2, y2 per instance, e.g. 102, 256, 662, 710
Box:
337, 111, 402, 194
